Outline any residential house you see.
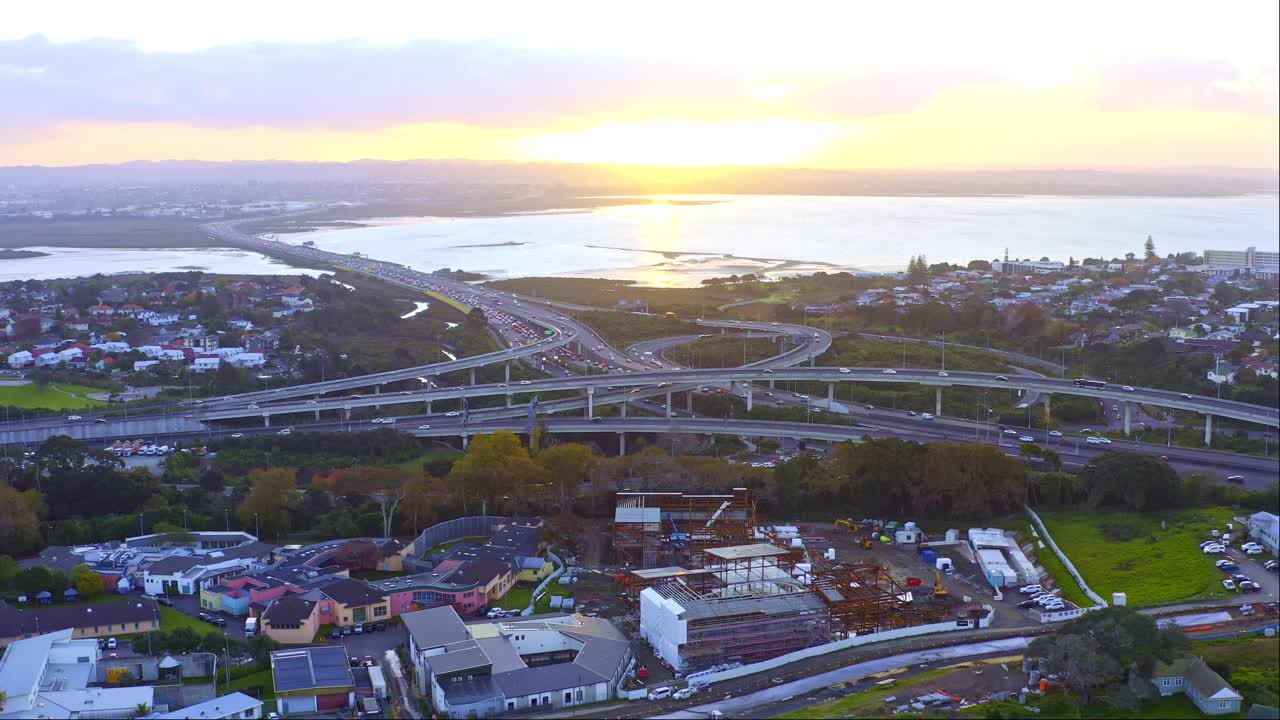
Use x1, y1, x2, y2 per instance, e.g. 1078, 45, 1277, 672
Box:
142, 542, 274, 596
6, 350, 32, 368
269, 646, 356, 717
1247, 512, 1279, 556
1206, 363, 1239, 385
1150, 656, 1243, 716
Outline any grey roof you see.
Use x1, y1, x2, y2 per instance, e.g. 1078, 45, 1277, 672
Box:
319, 578, 385, 607
155, 691, 262, 719
271, 646, 354, 692
475, 636, 526, 674
678, 590, 826, 621
264, 595, 317, 626
441, 675, 501, 706
425, 645, 492, 675
0, 599, 158, 639
0, 629, 72, 715
403, 605, 473, 649
494, 662, 607, 697
703, 543, 790, 561
146, 555, 203, 576
567, 633, 630, 680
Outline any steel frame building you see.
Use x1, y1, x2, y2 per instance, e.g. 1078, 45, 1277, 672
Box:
612, 488, 756, 569
809, 561, 948, 638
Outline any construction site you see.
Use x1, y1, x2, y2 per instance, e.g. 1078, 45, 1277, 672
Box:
615, 490, 984, 675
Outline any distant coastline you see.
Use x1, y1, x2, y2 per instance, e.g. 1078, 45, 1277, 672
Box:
0, 249, 49, 260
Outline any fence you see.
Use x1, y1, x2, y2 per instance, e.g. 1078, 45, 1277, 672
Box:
410, 515, 508, 559
1024, 505, 1107, 609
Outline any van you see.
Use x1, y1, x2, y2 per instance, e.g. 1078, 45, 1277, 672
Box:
244, 617, 258, 637
648, 687, 673, 701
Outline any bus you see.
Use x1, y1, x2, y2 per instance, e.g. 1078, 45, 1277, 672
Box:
1072, 378, 1108, 389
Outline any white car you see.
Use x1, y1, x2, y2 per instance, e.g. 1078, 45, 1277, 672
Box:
1018, 584, 1044, 595
1048, 430, 1063, 437
277, 427, 292, 436
838, 367, 851, 374
1245, 546, 1265, 555
230, 433, 244, 438
1222, 579, 1236, 591
306, 400, 318, 405
647, 687, 673, 701
1122, 386, 1135, 392
882, 368, 897, 374
445, 411, 461, 417
673, 687, 695, 700
417, 424, 431, 430
1097, 437, 1112, 444
519, 380, 532, 385
1018, 436, 1035, 443
67, 415, 83, 421
1003, 429, 1018, 436
1203, 545, 1225, 554
938, 371, 949, 377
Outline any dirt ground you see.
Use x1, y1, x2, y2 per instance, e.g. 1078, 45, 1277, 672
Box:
873, 655, 1030, 712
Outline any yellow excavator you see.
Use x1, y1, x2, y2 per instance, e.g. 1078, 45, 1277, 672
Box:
834, 518, 856, 533
933, 570, 949, 598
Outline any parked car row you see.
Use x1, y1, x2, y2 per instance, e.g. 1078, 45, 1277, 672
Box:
1014, 584, 1068, 612
329, 620, 388, 638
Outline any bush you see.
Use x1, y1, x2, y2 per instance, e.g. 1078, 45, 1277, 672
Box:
1101, 518, 1143, 542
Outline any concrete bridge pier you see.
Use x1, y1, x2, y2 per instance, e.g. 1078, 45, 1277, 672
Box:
1204, 415, 1214, 446
506, 394, 512, 408
769, 379, 775, 390
425, 401, 432, 415
619, 432, 626, 455
373, 384, 381, 410
344, 407, 352, 421
936, 387, 943, 417
621, 402, 627, 419
686, 391, 693, 414
586, 388, 595, 419
505, 362, 510, 384
1043, 394, 1051, 425
746, 382, 753, 412
314, 409, 321, 422
829, 383, 836, 406
262, 414, 271, 428
462, 434, 469, 449
1123, 402, 1132, 436
470, 368, 476, 386
666, 391, 673, 418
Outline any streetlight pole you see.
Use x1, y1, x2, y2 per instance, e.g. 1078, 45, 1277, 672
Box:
138, 513, 144, 537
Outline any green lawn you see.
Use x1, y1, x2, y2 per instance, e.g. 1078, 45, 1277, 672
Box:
424, 536, 489, 557
777, 666, 955, 718
1028, 523, 1092, 608
489, 585, 567, 614
1037, 507, 1238, 607
350, 569, 401, 581
0, 382, 107, 410
969, 691, 1242, 719
159, 606, 212, 633
227, 668, 276, 701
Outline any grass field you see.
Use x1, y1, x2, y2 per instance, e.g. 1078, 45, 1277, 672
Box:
159, 606, 212, 633
1037, 507, 1238, 607
489, 585, 565, 615
1031, 534, 1094, 608
226, 668, 276, 701
778, 666, 956, 718
0, 382, 107, 409
972, 692, 1238, 719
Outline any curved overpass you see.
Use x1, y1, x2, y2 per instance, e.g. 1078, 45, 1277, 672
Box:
196, 366, 1277, 429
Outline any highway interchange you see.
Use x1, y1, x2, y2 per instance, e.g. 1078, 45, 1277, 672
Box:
3, 217, 1277, 488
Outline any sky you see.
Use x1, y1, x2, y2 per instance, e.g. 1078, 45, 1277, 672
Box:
2, 0, 1278, 169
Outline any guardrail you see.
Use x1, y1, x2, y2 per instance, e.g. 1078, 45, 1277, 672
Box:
1024, 505, 1107, 609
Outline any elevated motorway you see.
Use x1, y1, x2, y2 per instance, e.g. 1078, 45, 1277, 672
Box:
192, 366, 1277, 432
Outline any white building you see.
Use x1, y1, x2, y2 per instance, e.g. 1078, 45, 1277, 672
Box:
968, 528, 1040, 589
1204, 246, 1280, 270
993, 260, 1065, 275
192, 356, 221, 372
0, 628, 157, 719
6, 351, 32, 369
229, 352, 266, 368
1248, 512, 1279, 556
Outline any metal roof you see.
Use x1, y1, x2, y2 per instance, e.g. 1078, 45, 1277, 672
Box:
155, 691, 262, 719
679, 590, 826, 621
271, 646, 354, 693
403, 605, 472, 649
630, 566, 714, 580
703, 544, 790, 561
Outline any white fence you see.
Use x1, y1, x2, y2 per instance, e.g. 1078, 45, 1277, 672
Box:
1024, 505, 1107, 609
1037, 607, 1098, 624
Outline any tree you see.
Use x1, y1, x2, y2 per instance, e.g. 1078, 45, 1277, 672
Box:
1144, 235, 1157, 262
14, 566, 54, 598
237, 468, 296, 539
316, 467, 413, 539
0, 555, 19, 589
449, 431, 549, 514
1080, 452, 1182, 511
537, 443, 598, 512
248, 634, 281, 666
907, 255, 930, 285
198, 469, 225, 493
76, 571, 105, 599
1031, 632, 1119, 705
0, 484, 40, 555
966, 259, 992, 271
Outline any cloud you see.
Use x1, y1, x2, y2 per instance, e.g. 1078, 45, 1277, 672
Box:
1089, 58, 1279, 115
1, 35, 999, 131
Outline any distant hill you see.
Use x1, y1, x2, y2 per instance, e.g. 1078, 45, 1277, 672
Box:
0, 160, 1275, 197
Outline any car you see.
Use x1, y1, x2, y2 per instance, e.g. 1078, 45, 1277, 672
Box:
1222, 579, 1236, 591
907, 410, 918, 416
1211, 529, 1221, 538
838, 367, 851, 374
1180, 393, 1192, 399
882, 368, 897, 374
864, 404, 874, 410
762, 369, 775, 374
1018, 435, 1035, 443
1241, 542, 1262, 551
1035, 595, 1060, 606
445, 411, 461, 417
921, 413, 935, 420
1122, 386, 1135, 392
198, 612, 212, 622
938, 371, 949, 377
1003, 429, 1018, 436
1017, 599, 1039, 609
95, 417, 108, 423
1203, 545, 1225, 554
1048, 430, 1063, 437
107, 637, 118, 650
247, 404, 259, 409
1232, 573, 1251, 584
1043, 601, 1066, 611
1240, 581, 1261, 593
1018, 584, 1044, 595
1263, 560, 1279, 571
230, 433, 244, 438
994, 375, 1009, 381
306, 400, 318, 405
373, 621, 387, 632
1218, 563, 1240, 572
648, 687, 674, 701
98, 638, 107, 649
1245, 546, 1265, 555
354, 624, 364, 634
590, 416, 603, 423
1227, 475, 1245, 485
277, 427, 292, 435
350, 656, 361, 667
157, 596, 175, 607
332, 628, 342, 639
417, 424, 432, 430
520, 380, 532, 385
674, 688, 696, 700
67, 415, 82, 421
342, 626, 353, 636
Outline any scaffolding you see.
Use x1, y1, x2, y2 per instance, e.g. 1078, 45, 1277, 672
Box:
809, 561, 950, 638
612, 488, 757, 569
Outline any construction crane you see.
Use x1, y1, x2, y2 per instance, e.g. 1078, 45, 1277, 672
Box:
666, 512, 688, 548
706, 501, 732, 529
933, 570, 949, 598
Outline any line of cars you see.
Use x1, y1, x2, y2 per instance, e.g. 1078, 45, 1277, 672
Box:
1014, 583, 1069, 612
1200, 520, 1273, 593
329, 620, 389, 638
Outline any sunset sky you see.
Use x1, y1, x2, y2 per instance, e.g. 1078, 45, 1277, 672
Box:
3, 0, 1277, 168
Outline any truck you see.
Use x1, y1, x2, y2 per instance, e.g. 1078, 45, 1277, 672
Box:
244, 617, 258, 638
